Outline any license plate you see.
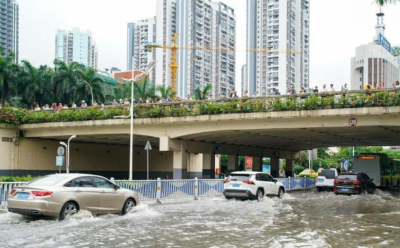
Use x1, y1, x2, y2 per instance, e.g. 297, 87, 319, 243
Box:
318, 179, 324, 182
232, 184, 240, 188
17, 193, 29, 199
340, 188, 349, 192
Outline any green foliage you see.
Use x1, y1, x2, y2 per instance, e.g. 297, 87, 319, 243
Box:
0, 175, 39, 182
193, 84, 212, 100
294, 165, 305, 175
1, 91, 400, 125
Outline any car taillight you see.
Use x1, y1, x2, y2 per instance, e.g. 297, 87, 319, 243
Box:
223, 180, 230, 184
352, 180, 361, 185
32, 191, 53, 197
10, 189, 17, 195
243, 181, 255, 185
334, 179, 339, 184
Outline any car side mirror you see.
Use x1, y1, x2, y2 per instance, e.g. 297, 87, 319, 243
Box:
371, 178, 374, 182
114, 185, 120, 190
273, 179, 277, 183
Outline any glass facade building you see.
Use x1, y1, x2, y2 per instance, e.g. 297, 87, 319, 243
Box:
0, 0, 19, 62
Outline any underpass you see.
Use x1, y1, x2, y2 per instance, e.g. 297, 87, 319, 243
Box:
1, 191, 399, 248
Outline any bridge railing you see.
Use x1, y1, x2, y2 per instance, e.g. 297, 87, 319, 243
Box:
14, 89, 400, 125
0, 177, 315, 209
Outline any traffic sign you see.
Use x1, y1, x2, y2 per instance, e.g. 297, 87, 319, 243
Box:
349, 118, 358, 127
56, 156, 64, 167
145, 141, 152, 150
57, 147, 65, 156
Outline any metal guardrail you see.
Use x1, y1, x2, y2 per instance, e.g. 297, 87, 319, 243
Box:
0, 178, 315, 209
0, 182, 28, 209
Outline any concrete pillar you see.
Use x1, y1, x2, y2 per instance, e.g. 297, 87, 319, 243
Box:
202, 153, 216, 179
253, 157, 262, 171
188, 153, 203, 179
173, 142, 188, 179
227, 155, 238, 174
271, 158, 280, 178
286, 159, 295, 178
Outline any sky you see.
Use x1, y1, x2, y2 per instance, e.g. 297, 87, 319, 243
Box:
18, 0, 400, 90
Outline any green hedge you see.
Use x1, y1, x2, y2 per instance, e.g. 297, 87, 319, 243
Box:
0, 175, 39, 182
1, 91, 400, 126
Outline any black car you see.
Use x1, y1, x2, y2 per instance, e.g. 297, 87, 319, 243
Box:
334, 172, 376, 195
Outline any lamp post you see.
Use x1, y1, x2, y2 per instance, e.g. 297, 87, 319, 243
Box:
115, 61, 156, 180
82, 81, 94, 106
60, 135, 77, 174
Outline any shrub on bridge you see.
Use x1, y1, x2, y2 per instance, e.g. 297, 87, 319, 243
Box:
0, 107, 26, 126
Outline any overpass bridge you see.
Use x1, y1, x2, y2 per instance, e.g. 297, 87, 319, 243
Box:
1, 90, 400, 179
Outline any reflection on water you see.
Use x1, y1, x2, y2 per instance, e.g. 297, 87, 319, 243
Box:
0, 190, 399, 248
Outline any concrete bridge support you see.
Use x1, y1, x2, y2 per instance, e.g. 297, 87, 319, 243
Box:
286, 159, 295, 178
202, 153, 216, 179
172, 142, 188, 179
253, 157, 262, 172
227, 155, 238, 174
271, 158, 280, 178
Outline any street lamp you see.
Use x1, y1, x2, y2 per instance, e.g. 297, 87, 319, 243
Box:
60, 135, 77, 174
82, 81, 94, 106
115, 60, 156, 180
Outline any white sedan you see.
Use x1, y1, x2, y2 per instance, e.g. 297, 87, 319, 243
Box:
223, 172, 285, 201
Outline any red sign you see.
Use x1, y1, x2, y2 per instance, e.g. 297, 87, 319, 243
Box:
245, 157, 253, 170
349, 118, 358, 127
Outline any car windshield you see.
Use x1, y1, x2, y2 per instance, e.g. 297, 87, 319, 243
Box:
318, 170, 336, 179
28, 175, 67, 186
229, 174, 251, 181
338, 174, 357, 180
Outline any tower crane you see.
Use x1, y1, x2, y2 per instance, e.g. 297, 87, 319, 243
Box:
145, 33, 300, 93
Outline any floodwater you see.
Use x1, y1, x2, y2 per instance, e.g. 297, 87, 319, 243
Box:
1, 190, 400, 248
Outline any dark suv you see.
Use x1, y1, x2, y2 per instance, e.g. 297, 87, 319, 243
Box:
334, 172, 376, 195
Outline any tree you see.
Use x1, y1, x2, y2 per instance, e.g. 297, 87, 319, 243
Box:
133, 77, 155, 100
0, 47, 18, 106
76, 67, 105, 105
376, 0, 399, 5
193, 84, 212, 100
156, 85, 176, 99
17, 61, 54, 108
53, 60, 84, 104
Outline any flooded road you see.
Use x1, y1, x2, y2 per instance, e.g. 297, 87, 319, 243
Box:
0, 190, 400, 248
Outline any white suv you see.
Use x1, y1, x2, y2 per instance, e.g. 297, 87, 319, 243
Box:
316, 168, 338, 192
223, 172, 285, 201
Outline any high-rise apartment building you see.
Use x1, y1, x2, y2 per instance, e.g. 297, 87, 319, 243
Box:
155, 0, 177, 88
247, 0, 310, 96
130, 18, 156, 81
127, 23, 136, 71
177, 0, 236, 98
55, 29, 98, 69
241, 65, 248, 95
350, 12, 399, 90
0, 0, 19, 62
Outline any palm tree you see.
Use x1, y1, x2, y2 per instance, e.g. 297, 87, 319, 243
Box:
134, 77, 155, 100
0, 47, 18, 106
156, 85, 176, 99
376, 0, 399, 5
53, 60, 84, 104
76, 67, 105, 105
193, 84, 212, 100
19, 61, 54, 108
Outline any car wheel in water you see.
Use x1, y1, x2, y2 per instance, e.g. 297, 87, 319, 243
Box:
60, 202, 79, 220
278, 187, 285, 198
317, 187, 321, 192
122, 198, 136, 215
256, 189, 264, 201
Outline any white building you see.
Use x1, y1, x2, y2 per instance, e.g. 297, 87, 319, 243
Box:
241, 65, 248, 95
351, 12, 400, 90
177, 0, 236, 98
246, 0, 310, 96
55, 29, 98, 69
155, 0, 177, 88
132, 18, 157, 81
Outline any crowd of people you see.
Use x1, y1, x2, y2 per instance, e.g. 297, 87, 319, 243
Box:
32, 81, 400, 111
